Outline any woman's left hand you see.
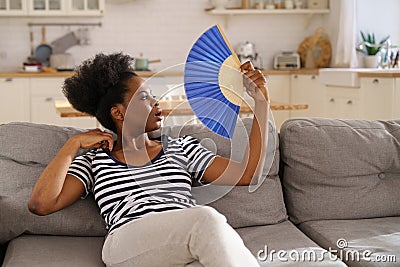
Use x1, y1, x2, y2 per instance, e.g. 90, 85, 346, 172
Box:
241, 61, 270, 104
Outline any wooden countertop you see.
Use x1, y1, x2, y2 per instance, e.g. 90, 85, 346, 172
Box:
0, 68, 320, 78
357, 70, 400, 78
2, 68, 400, 78
55, 99, 308, 118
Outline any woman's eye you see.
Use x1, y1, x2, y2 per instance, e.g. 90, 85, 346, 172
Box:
140, 94, 149, 100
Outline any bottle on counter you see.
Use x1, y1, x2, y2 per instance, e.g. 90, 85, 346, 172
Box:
274, 0, 283, 9
242, 0, 251, 9
254, 0, 264, 9
285, 0, 294, 9
266, 0, 275, 9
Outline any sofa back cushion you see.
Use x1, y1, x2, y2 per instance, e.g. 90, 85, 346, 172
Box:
0, 123, 107, 244
0, 118, 285, 244
155, 118, 287, 228
280, 118, 400, 224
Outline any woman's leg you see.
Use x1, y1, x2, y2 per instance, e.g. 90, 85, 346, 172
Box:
102, 205, 259, 267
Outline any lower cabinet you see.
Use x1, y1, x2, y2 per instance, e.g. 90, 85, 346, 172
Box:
267, 74, 291, 129
360, 77, 396, 120
30, 78, 97, 129
290, 74, 325, 118
0, 78, 30, 123
324, 86, 361, 119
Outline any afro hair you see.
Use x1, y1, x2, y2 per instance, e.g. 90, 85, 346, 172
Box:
63, 52, 137, 133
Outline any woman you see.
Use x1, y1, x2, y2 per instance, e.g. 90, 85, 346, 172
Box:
28, 53, 269, 267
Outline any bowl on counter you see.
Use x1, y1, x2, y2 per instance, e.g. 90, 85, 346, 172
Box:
23, 62, 42, 72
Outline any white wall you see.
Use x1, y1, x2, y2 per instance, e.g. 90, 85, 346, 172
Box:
356, 0, 400, 45
0, 0, 328, 71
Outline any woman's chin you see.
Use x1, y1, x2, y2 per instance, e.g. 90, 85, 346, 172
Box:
146, 121, 162, 132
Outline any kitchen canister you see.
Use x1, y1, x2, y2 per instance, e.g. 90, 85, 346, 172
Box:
241, 0, 250, 9
307, 0, 328, 9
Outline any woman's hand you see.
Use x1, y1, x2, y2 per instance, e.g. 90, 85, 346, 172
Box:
70, 129, 114, 151
241, 61, 270, 104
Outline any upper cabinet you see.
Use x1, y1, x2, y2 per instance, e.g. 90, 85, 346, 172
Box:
0, 0, 27, 15
0, 0, 104, 16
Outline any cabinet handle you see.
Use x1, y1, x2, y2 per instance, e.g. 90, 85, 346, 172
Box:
329, 98, 335, 102
5, 78, 13, 82
347, 100, 353, 105
311, 75, 316, 80
45, 97, 54, 102
293, 75, 298, 79
373, 79, 379, 84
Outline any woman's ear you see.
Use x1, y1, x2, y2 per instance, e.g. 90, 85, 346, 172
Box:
110, 105, 125, 121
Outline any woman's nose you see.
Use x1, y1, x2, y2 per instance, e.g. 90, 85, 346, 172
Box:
151, 96, 159, 106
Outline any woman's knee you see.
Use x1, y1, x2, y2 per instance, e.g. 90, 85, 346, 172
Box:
193, 206, 227, 224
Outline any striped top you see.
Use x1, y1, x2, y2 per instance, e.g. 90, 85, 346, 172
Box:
67, 135, 216, 234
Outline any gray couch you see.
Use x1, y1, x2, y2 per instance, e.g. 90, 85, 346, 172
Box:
1, 118, 399, 266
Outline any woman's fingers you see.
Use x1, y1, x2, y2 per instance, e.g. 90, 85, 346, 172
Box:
240, 61, 255, 73
77, 129, 115, 150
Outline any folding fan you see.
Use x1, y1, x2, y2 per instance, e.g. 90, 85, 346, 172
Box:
184, 24, 243, 139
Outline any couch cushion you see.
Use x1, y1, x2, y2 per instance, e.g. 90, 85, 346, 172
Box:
236, 220, 347, 266
298, 217, 400, 267
156, 118, 287, 228
3, 235, 105, 267
280, 118, 400, 224
0, 123, 107, 244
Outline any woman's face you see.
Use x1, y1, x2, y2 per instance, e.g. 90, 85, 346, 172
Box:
121, 76, 163, 134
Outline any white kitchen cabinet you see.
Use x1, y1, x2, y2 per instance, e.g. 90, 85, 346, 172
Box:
0, 0, 104, 16
30, 78, 97, 129
0, 0, 27, 15
359, 77, 396, 120
324, 86, 361, 119
290, 74, 325, 118
68, 0, 104, 16
0, 77, 30, 123
27, 0, 65, 16
266, 74, 291, 129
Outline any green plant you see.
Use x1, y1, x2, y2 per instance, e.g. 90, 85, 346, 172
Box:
356, 31, 390, 56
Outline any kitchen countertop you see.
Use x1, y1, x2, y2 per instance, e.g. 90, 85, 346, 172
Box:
2, 68, 399, 78
0, 68, 320, 78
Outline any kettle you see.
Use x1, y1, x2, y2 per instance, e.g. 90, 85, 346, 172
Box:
236, 41, 258, 63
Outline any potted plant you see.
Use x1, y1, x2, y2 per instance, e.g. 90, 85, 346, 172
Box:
356, 31, 390, 68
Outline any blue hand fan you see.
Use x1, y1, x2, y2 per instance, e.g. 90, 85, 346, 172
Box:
184, 24, 243, 139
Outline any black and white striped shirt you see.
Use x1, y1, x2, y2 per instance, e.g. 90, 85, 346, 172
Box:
67, 135, 216, 233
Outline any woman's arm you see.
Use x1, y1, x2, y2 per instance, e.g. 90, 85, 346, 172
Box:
28, 129, 114, 216
202, 61, 269, 186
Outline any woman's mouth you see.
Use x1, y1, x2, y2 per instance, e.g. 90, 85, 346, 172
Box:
154, 109, 163, 121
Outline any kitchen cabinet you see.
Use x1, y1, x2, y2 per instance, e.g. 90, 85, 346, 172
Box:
0, 0, 104, 16
266, 74, 291, 129
0, 0, 27, 15
67, 0, 104, 16
28, 0, 65, 16
0, 77, 30, 123
359, 77, 396, 120
30, 78, 97, 129
290, 74, 325, 118
324, 86, 360, 119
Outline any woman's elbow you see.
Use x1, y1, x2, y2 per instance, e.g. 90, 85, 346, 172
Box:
28, 199, 53, 216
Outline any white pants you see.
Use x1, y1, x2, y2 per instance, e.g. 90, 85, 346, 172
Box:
102, 206, 260, 267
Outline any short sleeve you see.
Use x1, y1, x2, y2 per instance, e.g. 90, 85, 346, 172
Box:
180, 135, 216, 183
67, 150, 96, 199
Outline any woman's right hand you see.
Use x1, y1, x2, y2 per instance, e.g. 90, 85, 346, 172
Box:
70, 129, 114, 151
